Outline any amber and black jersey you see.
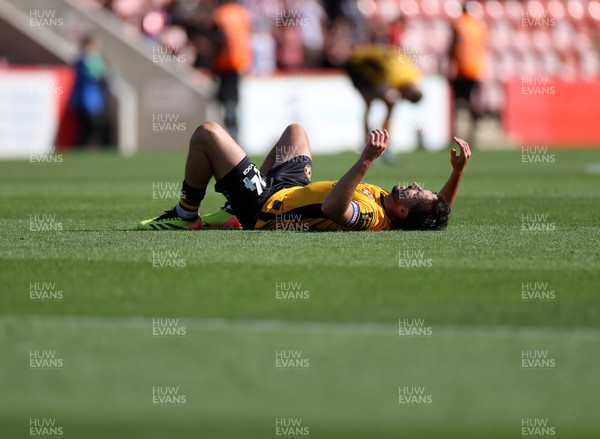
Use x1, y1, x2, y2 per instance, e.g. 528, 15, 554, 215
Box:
254, 181, 393, 231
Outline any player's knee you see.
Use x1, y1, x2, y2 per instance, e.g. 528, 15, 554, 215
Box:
285, 123, 306, 137
191, 121, 224, 145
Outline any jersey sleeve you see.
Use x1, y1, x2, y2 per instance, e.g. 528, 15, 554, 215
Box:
346, 199, 388, 230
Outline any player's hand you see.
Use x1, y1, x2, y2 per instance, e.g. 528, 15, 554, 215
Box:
361, 129, 389, 163
450, 136, 471, 173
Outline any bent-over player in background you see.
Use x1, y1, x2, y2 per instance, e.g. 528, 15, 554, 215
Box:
344, 44, 423, 143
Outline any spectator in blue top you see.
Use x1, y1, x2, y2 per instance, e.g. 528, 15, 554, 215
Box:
70, 35, 112, 147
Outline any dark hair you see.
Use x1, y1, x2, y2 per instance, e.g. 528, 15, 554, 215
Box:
392, 198, 451, 231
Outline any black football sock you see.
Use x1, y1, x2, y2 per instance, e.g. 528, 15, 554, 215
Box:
176, 180, 206, 219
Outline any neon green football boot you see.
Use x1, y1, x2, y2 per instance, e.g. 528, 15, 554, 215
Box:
201, 207, 242, 229
138, 207, 200, 230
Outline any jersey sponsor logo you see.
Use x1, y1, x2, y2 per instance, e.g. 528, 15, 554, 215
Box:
243, 163, 258, 176
304, 164, 312, 181
361, 187, 375, 199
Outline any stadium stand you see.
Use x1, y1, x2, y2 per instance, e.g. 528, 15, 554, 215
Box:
2, 0, 599, 150
0, 0, 210, 153
91, 0, 599, 122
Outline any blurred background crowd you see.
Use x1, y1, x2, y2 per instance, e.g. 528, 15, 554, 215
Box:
91, 0, 600, 72
87, 0, 600, 118
2, 0, 599, 151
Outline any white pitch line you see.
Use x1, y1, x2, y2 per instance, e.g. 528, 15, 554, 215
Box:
585, 163, 600, 174
0, 314, 599, 339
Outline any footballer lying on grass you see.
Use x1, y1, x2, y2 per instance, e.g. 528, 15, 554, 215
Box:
138, 122, 471, 231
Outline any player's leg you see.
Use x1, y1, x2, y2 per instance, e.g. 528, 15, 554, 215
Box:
466, 79, 481, 146
363, 97, 373, 144
380, 99, 399, 164
382, 99, 394, 133
259, 124, 312, 174
204, 124, 312, 229
218, 72, 240, 141
451, 78, 469, 141
183, 121, 246, 189
138, 121, 247, 230
344, 61, 375, 144
380, 87, 402, 163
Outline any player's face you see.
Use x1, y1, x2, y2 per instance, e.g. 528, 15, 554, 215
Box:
387, 182, 438, 220
392, 182, 438, 205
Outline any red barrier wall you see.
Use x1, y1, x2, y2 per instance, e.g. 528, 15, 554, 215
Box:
504, 79, 600, 146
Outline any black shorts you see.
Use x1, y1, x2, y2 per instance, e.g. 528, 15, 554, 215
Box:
344, 60, 379, 93
452, 78, 479, 101
214, 155, 313, 229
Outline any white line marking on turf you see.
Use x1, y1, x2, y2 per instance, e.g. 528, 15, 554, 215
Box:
1, 314, 599, 339
585, 163, 600, 174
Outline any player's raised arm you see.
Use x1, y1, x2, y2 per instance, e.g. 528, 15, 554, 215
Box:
321, 129, 389, 225
437, 136, 472, 207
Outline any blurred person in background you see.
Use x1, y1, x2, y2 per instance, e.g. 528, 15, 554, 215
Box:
322, 16, 354, 68
210, 0, 252, 141
70, 34, 112, 147
321, 0, 370, 68
344, 44, 423, 161
448, 2, 488, 146
322, 0, 369, 43
251, 21, 277, 73
300, 0, 326, 67
183, 0, 218, 70
274, 2, 305, 71
388, 15, 406, 48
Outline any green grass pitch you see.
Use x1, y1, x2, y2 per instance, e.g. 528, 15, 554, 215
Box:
1, 148, 599, 438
